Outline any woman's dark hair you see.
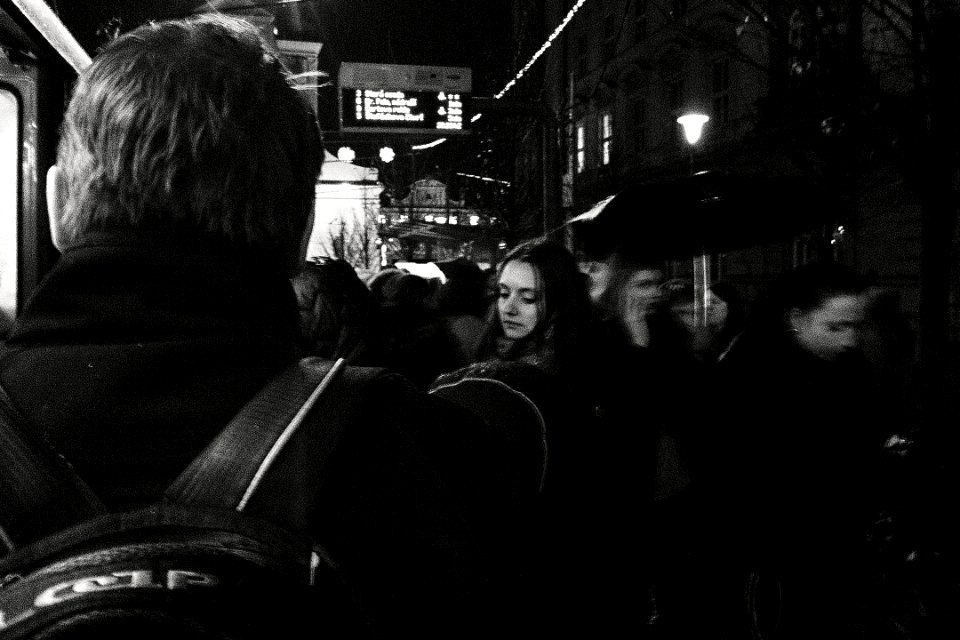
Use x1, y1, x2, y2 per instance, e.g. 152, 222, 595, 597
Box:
436, 258, 488, 317
773, 261, 865, 314
750, 261, 866, 337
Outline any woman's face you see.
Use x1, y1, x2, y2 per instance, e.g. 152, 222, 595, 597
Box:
497, 260, 543, 340
790, 293, 865, 360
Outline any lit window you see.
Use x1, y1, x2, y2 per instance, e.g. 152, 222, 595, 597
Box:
788, 10, 808, 79
575, 121, 586, 173
600, 111, 613, 165
788, 9, 806, 49
1, 88, 19, 329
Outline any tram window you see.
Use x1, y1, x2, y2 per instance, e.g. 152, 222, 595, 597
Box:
0, 87, 18, 334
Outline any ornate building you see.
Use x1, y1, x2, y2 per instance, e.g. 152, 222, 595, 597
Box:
510, 0, 932, 309
379, 177, 507, 269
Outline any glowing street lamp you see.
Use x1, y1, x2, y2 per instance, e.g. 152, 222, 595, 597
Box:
337, 146, 356, 163
379, 146, 395, 163
676, 113, 709, 145
676, 112, 711, 328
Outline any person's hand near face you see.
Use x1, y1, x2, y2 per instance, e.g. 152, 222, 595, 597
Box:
620, 268, 663, 347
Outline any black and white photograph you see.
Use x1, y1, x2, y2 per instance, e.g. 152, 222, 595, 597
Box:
1, 1, 959, 637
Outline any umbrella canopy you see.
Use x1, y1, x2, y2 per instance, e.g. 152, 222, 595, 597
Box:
569, 170, 838, 262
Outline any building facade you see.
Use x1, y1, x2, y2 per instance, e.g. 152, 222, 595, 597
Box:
510, 0, 937, 313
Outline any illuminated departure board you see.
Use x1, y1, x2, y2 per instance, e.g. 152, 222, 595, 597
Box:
340, 89, 469, 133
338, 63, 472, 135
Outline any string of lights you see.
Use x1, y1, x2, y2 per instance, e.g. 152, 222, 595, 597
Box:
411, 138, 448, 150
493, 0, 589, 100
455, 172, 512, 186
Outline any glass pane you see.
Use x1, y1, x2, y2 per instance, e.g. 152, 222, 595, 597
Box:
0, 88, 18, 333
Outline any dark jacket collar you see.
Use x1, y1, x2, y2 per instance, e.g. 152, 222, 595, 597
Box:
5, 231, 299, 353
0, 231, 301, 507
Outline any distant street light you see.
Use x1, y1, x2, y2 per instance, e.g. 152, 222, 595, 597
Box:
379, 146, 395, 163
337, 146, 356, 163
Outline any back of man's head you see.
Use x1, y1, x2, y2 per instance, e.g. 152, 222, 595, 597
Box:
55, 14, 323, 269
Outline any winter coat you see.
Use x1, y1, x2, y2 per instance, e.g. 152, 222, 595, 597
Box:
0, 231, 301, 507
0, 231, 513, 639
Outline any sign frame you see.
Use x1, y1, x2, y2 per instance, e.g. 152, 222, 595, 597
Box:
338, 62, 472, 135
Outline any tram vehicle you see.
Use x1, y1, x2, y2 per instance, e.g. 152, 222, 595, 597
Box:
1, 0, 81, 335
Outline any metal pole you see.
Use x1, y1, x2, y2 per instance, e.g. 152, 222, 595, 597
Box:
688, 147, 710, 328
693, 252, 709, 327
10, 0, 92, 72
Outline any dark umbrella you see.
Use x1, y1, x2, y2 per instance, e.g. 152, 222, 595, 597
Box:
569, 169, 838, 324
570, 169, 837, 260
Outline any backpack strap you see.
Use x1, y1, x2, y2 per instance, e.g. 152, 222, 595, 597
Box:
164, 356, 347, 514
1, 354, 357, 551
0, 357, 376, 638
0, 384, 106, 553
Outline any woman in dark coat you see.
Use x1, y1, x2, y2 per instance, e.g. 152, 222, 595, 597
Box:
432, 238, 660, 636
717, 261, 894, 639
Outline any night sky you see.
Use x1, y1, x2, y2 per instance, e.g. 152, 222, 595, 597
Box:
53, 0, 514, 96
51, 0, 515, 177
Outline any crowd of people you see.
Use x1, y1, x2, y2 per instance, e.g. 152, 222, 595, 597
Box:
293, 234, 939, 638
0, 12, 952, 640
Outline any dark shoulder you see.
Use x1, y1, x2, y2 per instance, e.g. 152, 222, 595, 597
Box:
430, 360, 553, 395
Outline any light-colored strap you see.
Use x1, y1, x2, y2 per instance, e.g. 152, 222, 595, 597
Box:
237, 358, 346, 511
164, 357, 348, 514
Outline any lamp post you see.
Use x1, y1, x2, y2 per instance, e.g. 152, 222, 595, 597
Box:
676, 112, 710, 328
